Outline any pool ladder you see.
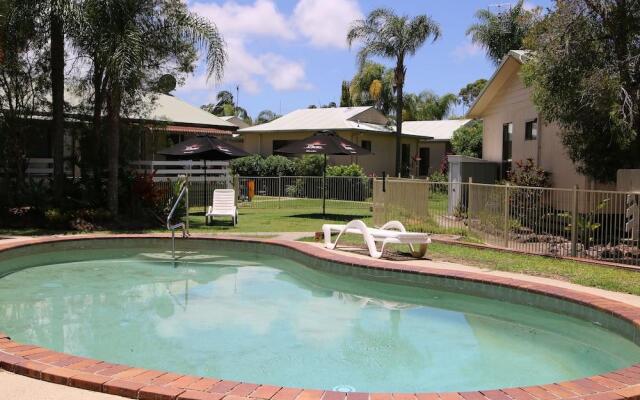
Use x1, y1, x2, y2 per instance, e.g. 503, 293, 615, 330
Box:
167, 183, 190, 259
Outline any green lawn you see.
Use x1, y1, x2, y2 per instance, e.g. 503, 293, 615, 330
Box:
300, 233, 640, 296
186, 207, 371, 233
0, 207, 372, 236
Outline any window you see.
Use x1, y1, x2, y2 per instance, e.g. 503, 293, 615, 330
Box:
525, 119, 538, 140
361, 140, 372, 152
502, 123, 513, 178
401, 143, 411, 176
502, 123, 513, 162
273, 140, 293, 154
419, 147, 430, 176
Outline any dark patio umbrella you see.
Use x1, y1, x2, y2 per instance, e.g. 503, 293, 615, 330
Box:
158, 135, 249, 160
275, 130, 371, 215
157, 135, 249, 207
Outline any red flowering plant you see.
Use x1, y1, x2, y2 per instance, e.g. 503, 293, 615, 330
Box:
130, 171, 167, 216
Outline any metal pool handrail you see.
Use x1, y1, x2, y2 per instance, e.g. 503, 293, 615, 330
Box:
167, 183, 190, 259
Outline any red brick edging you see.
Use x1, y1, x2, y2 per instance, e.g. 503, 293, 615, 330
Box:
1, 234, 640, 400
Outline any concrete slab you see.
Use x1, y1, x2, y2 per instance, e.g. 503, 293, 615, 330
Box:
0, 370, 124, 399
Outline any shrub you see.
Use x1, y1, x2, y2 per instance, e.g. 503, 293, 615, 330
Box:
326, 163, 366, 177
507, 159, 551, 187
131, 171, 167, 215
295, 155, 325, 176
262, 155, 297, 176
428, 171, 447, 183
230, 154, 265, 176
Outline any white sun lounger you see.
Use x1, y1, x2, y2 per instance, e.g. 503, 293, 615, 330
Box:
206, 189, 238, 226
322, 220, 431, 259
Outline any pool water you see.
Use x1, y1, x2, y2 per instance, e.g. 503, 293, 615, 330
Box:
0, 242, 639, 393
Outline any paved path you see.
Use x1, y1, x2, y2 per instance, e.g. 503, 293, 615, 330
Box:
0, 371, 122, 399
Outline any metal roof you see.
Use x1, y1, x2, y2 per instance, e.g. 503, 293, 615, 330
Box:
140, 94, 236, 128
401, 119, 472, 140
52, 91, 236, 129
220, 115, 251, 129
239, 106, 393, 134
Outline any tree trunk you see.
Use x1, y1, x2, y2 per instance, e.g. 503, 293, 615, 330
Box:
394, 59, 406, 177
106, 84, 121, 216
91, 66, 106, 186
50, 3, 65, 204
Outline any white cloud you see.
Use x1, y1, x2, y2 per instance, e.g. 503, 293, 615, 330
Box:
181, 0, 312, 95
523, 2, 538, 11
451, 41, 483, 62
292, 0, 363, 49
261, 54, 312, 91
190, 0, 295, 41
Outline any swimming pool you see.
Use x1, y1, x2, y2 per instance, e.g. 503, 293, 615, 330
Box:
0, 237, 639, 395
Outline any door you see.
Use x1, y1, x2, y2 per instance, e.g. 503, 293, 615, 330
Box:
419, 147, 430, 176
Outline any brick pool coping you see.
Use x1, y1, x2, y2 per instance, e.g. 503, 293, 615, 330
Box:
1, 234, 640, 400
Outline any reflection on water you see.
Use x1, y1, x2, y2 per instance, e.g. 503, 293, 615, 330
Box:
0, 247, 639, 393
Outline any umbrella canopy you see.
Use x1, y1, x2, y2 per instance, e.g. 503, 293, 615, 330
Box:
275, 130, 371, 156
274, 130, 371, 217
158, 135, 249, 161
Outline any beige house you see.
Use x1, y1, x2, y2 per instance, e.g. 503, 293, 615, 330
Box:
467, 50, 610, 190
402, 119, 471, 176
239, 106, 469, 177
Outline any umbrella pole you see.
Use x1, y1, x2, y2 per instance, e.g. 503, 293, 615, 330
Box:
322, 154, 326, 217
204, 160, 207, 216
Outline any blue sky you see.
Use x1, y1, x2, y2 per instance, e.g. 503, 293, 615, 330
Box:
176, 0, 552, 118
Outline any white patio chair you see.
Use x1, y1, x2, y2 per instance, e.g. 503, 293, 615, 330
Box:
206, 189, 238, 226
322, 220, 431, 259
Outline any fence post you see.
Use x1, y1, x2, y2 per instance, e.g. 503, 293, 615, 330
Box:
571, 185, 579, 256
186, 182, 190, 233
278, 176, 282, 209
503, 183, 510, 248
382, 172, 386, 193
467, 177, 473, 224
233, 174, 239, 205
425, 177, 430, 216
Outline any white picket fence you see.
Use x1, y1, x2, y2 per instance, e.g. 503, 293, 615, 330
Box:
25, 158, 55, 176
129, 160, 231, 183
22, 158, 232, 184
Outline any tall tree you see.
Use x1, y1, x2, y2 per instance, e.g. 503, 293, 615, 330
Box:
0, 0, 49, 205
458, 78, 487, 110
466, 1, 540, 65
255, 109, 279, 124
74, 0, 226, 215
50, 0, 66, 205
347, 9, 441, 176
403, 91, 458, 121
522, 0, 640, 182
340, 81, 351, 107
451, 120, 483, 158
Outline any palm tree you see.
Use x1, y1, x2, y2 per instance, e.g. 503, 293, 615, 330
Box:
74, 0, 226, 215
347, 61, 395, 115
466, 1, 540, 65
347, 9, 441, 176
403, 91, 458, 121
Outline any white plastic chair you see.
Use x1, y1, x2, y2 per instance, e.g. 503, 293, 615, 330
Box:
322, 220, 431, 259
206, 189, 238, 226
